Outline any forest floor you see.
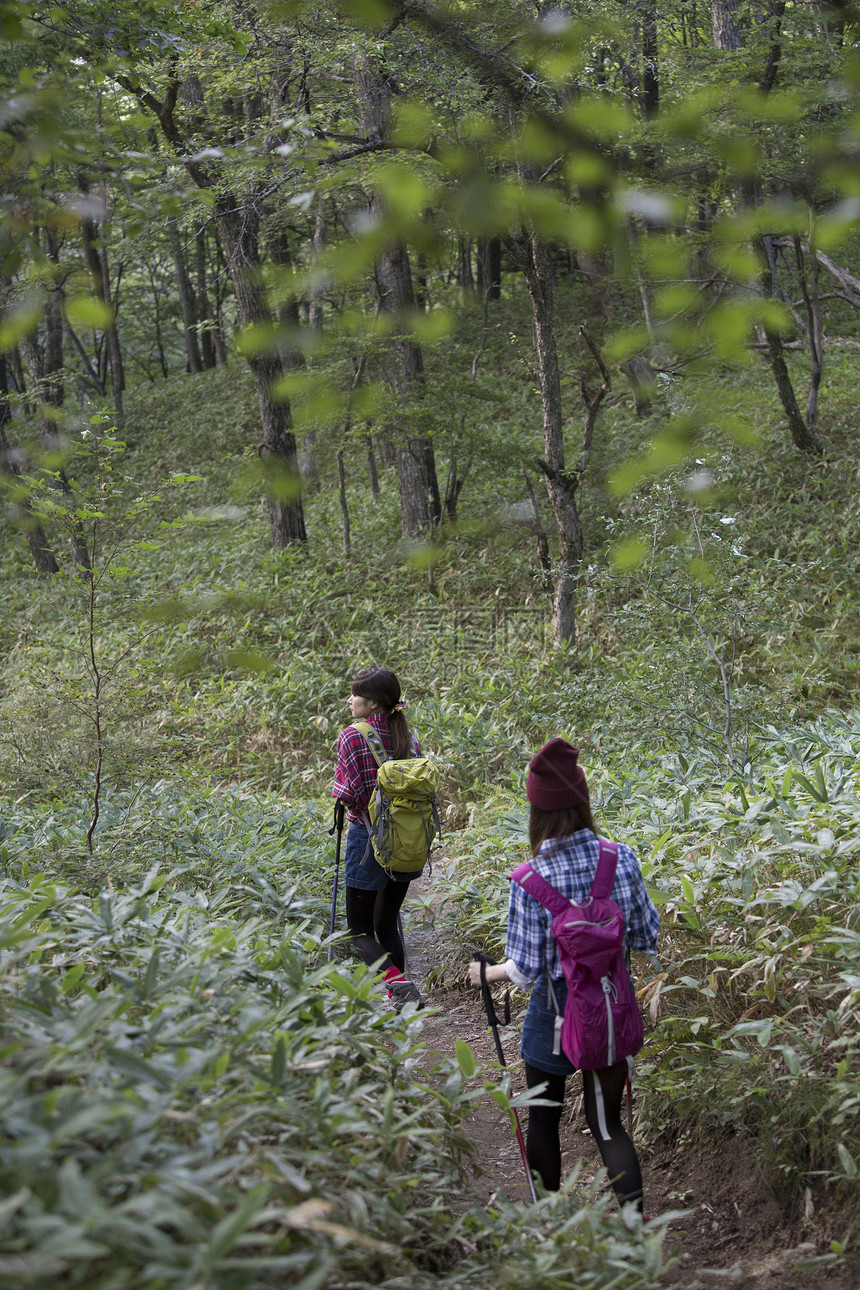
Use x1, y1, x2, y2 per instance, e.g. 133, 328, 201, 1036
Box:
401, 873, 859, 1290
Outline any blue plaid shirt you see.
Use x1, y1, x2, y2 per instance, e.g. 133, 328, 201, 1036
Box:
505, 830, 659, 982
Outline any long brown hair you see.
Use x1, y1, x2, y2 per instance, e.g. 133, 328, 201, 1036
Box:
351, 666, 413, 759
529, 802, 597, 857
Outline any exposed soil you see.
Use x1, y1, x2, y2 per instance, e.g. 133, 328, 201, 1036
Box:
401, 874, 859, 1290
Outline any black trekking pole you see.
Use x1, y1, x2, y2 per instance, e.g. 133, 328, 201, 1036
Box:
475, 951, 539, 1203
327, 803, 345, 962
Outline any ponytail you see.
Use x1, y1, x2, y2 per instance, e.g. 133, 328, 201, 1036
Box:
388, 708, 413, 760
350, 665, 414, 758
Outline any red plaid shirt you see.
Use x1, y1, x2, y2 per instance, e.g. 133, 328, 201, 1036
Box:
333, 714, 421, 822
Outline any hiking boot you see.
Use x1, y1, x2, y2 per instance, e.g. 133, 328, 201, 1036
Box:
388, 979, 424, 1010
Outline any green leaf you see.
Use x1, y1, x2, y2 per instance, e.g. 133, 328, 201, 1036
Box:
338, 0, 395, 31
142, 948, 160, 999
271, 1035, 286, 1085
60, 963, 86, 995
837, 1143, 857, 1178
65, 296, 115, 329
610, 537, 649, 571
203, 1184, 269, 1263
0, 304, 41, 352
225, 648, 275, 674
456, 1039, 476, 1078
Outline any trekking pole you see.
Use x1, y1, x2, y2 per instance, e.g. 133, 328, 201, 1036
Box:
397, 911, 409, 978
626, 1072, 634, 1139
475, 951, 539, 1204
327, 803, 345, 962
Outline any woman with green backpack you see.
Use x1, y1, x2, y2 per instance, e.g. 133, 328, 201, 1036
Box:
333, 666, 428, 1008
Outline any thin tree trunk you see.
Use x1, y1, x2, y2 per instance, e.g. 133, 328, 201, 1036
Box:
195, 227, 219, 369
758, 235, 822, 454
794, 222, 823, 432
366, 432, 380, 497
63, 313, 107, 394
9, 347, 26, 398
78, 174, 125, 416
18, 327, 91, 571
457, 238, 474, 289
215, 195, 306, 544
353, 50, 441, 537
303, 206, 327, 487
169, 220, 203, 373
521, 462, 552, 591
146, 263, 169, 378
337, 450, 351, 556
520, 236, 581, 647
641, 0, 659, 117
0, 354, 60, 574
476, 237, 502, 299
758, 0, 786, 92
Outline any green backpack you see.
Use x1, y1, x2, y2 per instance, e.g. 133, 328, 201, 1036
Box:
351, 721, 442, 875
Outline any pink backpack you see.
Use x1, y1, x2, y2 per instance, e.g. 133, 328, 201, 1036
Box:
510, 841, 644, 1070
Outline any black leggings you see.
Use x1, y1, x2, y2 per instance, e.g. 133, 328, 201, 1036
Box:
344, 882, 410, 973
524, 1060, 643, 1209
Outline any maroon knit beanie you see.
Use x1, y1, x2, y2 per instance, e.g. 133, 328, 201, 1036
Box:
526, 738, 589, 811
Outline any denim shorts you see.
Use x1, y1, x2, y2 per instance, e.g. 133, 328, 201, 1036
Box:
521, 973, 578, 1076
343, 821, 420, 891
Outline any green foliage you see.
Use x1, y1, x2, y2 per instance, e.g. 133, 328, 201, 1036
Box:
3, 0, 860, 1272
0, 787, 671, 1288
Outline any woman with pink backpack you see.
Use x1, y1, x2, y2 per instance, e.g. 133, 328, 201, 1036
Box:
467, 738, 659, 1208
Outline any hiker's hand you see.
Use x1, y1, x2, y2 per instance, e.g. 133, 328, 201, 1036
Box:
467, 960, 508, 987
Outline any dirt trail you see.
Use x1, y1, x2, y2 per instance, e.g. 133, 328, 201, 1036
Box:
401, 875, 858, 1290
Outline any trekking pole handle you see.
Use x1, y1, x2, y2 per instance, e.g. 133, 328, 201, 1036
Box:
475, 952, 507, 1068
474, 954, 538, 1204
329, 801, 346, 837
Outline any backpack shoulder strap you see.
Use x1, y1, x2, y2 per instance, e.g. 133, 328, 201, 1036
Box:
350, 721, 389, 767
591, 839, 619, 900
510, 861, 572, 919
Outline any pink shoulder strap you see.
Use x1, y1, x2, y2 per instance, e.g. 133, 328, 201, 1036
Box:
511, 840, 619, 910
509, 861, 571, 918
591, 840, 618, 899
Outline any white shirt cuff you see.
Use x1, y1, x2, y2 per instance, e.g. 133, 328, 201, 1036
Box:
503, 958, 535, 988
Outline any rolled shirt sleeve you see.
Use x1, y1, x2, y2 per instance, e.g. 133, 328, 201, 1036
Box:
504, 881, 550, 983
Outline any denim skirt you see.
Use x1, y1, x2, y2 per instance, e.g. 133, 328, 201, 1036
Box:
343, 821, 420, 891
521, 973, 578, 1076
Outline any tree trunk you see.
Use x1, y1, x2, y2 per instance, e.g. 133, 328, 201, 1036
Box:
215, 195, 306, 544
794, 229, 823, 432
169, 220, 203, 373
0, 354, 60, 574
366, 432, 380, 497
476, 237, 502, 299
146, 262, 169, 378
520, 236, 582, 647
353, 51, 441, 537
712, 0, 742, 49
18, 326, 91, 570
304, 206, 327, 487
77, 174, 125, 416
195, 228, 218, 369
337, 450, 351, 556
758, 0, 786, 92
757, 235, 822, 454
457, 238, 474, 289
641, 0, 660, 117
194, 227, 226, 366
